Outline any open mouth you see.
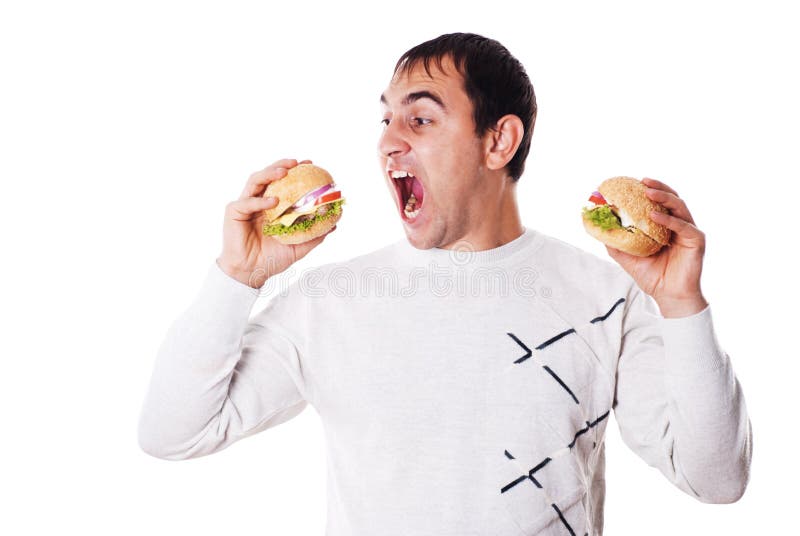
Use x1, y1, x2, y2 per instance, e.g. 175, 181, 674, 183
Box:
390, 170, 425, 220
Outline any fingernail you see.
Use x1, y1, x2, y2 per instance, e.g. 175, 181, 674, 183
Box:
265, 196, 278, 203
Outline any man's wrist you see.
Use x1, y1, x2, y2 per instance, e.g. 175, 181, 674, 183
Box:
216, 258, 269, 289
655, 294, 709, 318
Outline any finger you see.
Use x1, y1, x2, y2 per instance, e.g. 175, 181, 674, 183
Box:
605, 244, 623, 262
649, 210, 703, 240
226, 196, 279, 222
269, 158, 300, 169
604, 244, 637, 265
298, 159, 313, 165
641, 177, 678, 197
239, 160, 298, 200
645, 187, 695, 224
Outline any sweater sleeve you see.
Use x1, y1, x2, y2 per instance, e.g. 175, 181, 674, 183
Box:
137, 261, 311, 461
612, 284, 753, 503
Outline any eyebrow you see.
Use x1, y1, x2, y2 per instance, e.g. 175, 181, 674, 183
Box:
380, 90, 446, 111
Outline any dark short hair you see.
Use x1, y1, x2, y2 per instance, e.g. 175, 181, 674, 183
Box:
394, 33, 537, 182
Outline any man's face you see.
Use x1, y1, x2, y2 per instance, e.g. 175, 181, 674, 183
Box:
378, 56, 490, 250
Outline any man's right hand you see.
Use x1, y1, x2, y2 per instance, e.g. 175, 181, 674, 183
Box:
216, 158, 336, 288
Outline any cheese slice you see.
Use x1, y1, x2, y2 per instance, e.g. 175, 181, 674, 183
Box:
615, 207, 635, 228
272, 198, 345, 227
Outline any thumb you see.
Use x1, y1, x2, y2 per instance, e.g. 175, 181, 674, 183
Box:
226, 196, 279, 222
605, 244, 634, 267
605, 244, 645, 279
605, 244, 622, 261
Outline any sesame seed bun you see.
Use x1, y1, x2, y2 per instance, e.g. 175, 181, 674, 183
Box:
582, 176, 671, 257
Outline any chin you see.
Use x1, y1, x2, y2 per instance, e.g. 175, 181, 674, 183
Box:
404, 223, 449, 251
403, 230, 430, 250
399, 224, 429, 249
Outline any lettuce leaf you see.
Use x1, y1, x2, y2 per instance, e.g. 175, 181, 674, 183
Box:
263, 199, 345, 236
582, 205, 623, 231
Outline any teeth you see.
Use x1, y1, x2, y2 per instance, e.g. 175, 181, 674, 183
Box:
390, 170, 415, 179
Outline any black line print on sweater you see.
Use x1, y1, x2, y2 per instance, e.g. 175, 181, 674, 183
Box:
501, 410, 609, 494
543, 365, 580, 404
590, 297, 625, 324
500, 297, 624, 536
552, 502, 586, 536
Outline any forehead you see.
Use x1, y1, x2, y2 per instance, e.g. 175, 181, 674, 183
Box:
380, 56, 467, 108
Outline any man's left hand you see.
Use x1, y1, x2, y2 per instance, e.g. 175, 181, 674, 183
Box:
605, 177, 709, 318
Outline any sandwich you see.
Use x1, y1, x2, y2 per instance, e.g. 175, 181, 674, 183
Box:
262, 163, 345, 245
581, 176, 671, 257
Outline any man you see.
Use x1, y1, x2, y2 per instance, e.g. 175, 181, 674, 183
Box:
138, 33, 751, 535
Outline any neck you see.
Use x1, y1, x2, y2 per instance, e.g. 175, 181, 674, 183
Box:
441, 175, 524, 252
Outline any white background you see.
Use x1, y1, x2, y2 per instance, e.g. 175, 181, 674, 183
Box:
1, 0, 797, 534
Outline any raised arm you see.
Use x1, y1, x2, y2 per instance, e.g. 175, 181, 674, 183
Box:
138, 158, 335, 460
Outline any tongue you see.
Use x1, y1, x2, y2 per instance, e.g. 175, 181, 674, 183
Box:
410, 176, 424, 206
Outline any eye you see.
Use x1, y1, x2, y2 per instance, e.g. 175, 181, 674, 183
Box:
411, 117, 431, 127
380, 118, 390, 126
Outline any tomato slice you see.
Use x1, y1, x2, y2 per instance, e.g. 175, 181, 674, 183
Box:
314, 190, 342, 205
588, 191, 606, 205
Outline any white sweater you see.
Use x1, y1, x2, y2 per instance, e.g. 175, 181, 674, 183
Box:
138, 227, 752, 535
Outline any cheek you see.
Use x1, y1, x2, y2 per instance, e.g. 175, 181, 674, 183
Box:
416, 124, 480, 198
418, 127, 463, 168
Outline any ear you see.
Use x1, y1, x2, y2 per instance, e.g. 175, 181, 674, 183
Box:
483, 114, 524, 172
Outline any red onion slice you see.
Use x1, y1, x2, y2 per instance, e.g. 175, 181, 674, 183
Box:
291, 183, 334, 209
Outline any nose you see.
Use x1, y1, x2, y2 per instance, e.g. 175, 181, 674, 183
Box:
377, 119, 410, 159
